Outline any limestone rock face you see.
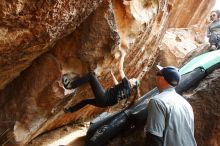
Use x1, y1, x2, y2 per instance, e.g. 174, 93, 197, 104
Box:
0, 1, 118, 145
0, 0, 104, 90
0, 53, 64, 144
159, 28, 204, 67
168, 0, 215, 29
0, 0, 217, 145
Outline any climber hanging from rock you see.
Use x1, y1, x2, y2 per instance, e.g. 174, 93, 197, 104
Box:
62, 45, 140, 113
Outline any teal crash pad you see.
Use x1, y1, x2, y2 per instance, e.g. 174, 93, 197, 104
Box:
179, 50, 220, 75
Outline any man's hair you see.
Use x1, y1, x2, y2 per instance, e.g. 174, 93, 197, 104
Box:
211, 10, 220, 18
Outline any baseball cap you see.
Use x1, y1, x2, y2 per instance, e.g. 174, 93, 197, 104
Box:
156, 65, 181, 86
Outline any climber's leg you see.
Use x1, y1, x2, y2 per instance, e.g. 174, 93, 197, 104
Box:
62, 72, 102, 90
86, 73, 109, 106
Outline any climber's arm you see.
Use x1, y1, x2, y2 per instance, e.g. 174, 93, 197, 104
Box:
118, 45, 126, 79
110, 70, 119, 85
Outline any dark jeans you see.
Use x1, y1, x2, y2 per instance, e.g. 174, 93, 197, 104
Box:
67, 73, 115, 112
209, 33, 220, 47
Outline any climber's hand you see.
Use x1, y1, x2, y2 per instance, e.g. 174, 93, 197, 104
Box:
119, 43, 128, 57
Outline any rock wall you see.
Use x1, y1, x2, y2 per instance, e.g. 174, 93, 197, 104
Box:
0, 1, 117, 145
185, 69, 220, 146
168, 0, 215, 29
0, 0, 104, 90
0, 0, 216, 145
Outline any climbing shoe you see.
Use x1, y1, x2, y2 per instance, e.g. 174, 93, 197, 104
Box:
62, 73, 80, 89
62, 74, 72, 89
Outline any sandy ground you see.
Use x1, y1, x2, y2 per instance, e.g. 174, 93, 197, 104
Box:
29, 123, 90, 146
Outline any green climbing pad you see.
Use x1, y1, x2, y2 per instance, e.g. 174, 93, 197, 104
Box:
179, 50, 220, 75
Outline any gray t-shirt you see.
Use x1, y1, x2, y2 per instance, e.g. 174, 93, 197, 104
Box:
207, 19, 220, 37
145, 87, 197, 146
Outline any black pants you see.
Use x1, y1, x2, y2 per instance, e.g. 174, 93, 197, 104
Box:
209, 33, 220, 47
145, 132, 163, 146
67, 73, 117, 112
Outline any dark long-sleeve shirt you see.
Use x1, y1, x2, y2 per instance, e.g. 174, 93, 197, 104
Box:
105, 77, 131, 105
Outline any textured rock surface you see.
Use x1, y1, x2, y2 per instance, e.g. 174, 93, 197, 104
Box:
0, 1, 117, 145
0, 0, 217, 145
168, 0, 215, 29
0, 53, 63, 144
159, 28, 203, 67
0, 0, 104, 90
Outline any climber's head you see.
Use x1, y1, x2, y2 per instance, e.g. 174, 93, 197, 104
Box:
210, 10, 220, 21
